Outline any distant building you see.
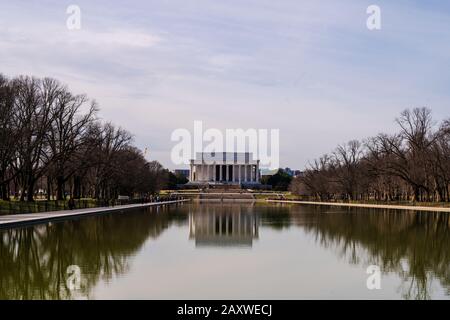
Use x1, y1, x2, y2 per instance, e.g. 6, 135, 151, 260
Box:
260, 168, 279, 180
174, 169, 190, 178
284, 168, 303, 177
294, 170, 304, 178
284, 167, 294, 176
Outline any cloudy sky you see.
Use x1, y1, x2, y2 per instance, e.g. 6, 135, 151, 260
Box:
1, 0, 449, 169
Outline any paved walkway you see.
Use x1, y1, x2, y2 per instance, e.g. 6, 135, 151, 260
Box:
267, 200, 450, 213
0, 199, 190, 229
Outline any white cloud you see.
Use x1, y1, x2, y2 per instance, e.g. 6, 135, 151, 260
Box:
0, 26, 161, 49
65, 30, 162, 48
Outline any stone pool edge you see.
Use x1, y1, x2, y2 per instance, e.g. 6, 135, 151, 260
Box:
267, 199, 450, 213
0, 199, 190, 229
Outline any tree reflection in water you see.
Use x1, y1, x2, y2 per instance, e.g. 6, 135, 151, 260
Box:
199, 203, 448, 300
0, 205, 182, 299
0, 203, 448, 300
296, 206, 450, 300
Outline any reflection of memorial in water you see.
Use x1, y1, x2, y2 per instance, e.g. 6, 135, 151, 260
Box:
189, 204, 259, 247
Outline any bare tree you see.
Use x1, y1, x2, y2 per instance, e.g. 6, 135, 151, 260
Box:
0, 74, 190, 203
10, 76, 62, 201
0, 75, 16, 200
293, 108, 450, 203
86, 122, 133, 200
333, 140, 363, 200
46, 87, 97, 200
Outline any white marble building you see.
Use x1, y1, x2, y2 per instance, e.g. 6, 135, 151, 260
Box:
189, 152, 260, 184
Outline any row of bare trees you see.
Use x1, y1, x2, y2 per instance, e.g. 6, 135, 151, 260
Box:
290, 108, 450, 202
0, 74, 169, 201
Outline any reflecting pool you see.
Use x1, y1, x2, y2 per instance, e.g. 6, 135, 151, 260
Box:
0, 202, 448, 299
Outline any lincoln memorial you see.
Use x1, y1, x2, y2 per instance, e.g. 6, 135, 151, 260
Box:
189, 152, 260, 185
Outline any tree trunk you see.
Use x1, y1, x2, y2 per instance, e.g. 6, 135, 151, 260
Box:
1, 183, 8, 200
56, 176, 65, 200
73, 176, 81, 199
413, 187, 420, 202
19, 186, 25, 201
47, 176, 52, 201
26, 179, 35, 202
